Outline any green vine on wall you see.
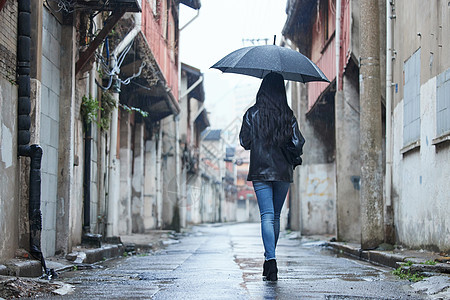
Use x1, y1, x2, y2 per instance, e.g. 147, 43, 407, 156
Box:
119, 103, 149, 118
80, 91, 117, 131
81, 95, 101, 126
99, 91, 117, 130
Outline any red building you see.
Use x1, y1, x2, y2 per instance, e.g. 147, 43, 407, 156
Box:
283, 0, 363, 241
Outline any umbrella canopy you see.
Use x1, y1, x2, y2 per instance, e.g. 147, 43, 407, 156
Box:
211, 45, 329, 83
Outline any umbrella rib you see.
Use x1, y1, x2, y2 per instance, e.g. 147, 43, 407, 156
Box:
277, 47, 282, 74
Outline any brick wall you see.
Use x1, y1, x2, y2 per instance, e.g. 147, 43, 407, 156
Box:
0, 0, 17, 83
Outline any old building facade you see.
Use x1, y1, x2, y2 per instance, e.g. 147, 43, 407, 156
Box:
283, 0, 450, 252
0, 0, 235, 271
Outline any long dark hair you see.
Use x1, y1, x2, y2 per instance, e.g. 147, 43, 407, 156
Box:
255, 72, 293, 146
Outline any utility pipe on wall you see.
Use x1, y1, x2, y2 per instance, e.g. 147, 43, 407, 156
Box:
17, 0, 54, 278
335, 0, 341, 90
385, 0, 393, 207
112, 12, 141, 59
180, 9, 199, 32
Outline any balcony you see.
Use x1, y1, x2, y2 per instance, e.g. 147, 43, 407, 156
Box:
73, 0, 141, 12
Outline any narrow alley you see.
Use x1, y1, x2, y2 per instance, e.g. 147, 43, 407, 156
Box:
38, 223, 424, 299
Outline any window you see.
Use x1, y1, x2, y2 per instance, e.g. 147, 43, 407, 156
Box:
403, 48, 421, 146
436, 68, 450, 137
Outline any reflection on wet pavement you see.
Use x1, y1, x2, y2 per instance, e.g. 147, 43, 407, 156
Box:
34, 223, 424, 299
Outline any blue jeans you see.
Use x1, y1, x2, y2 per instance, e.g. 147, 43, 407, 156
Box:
253, 181, 290, 261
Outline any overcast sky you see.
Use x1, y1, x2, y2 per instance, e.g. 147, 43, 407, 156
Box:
179, 0, 288, 129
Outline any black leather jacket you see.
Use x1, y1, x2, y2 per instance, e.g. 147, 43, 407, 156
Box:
239, 105, 305, 182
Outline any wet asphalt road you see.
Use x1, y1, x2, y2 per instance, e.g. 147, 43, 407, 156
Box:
50, 223, 424, 299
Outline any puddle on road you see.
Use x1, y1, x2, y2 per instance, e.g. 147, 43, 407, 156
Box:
233, 244, 388, 290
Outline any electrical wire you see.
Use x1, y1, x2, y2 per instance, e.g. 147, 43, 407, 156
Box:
120, 61, 146, 85
45, 0, 75, 13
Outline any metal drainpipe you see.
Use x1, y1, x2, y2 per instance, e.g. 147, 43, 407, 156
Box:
83, 67, 96, 234
83, 123, 92, 233
17, 0, 54, 278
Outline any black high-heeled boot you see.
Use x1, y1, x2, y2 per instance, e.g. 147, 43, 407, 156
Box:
263, 260, 269, 276
264, 259, 278, 281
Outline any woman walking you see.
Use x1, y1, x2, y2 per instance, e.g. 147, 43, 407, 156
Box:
239, 72, 305, 281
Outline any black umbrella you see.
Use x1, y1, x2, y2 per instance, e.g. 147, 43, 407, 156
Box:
211, 44, 329, 83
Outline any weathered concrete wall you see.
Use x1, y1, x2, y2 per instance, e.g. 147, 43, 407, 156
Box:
132, 123, 145, 233
392, 76, 450, 252
119, 110, 132, 235
40, 8, 62, 257
236, 199, 250, 223
55, 15, 77, 255
89, 121, 100, 233
391, 0, 450, 252
186, 174, 202, 224
161, 116, 177, 229
97, 132, 107, 235
71, 117, 83, 245
290, 78, 335, 235
144, 139, 158, 229
0, 78, 19, 261
299, 163, 336, 235
335, 70, 361, 242
0, 0, 19, 261
199, 177, 217, 223
392, 0, 450, 107
221, 198, 237, 223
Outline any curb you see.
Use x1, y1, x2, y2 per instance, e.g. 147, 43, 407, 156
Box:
66, 244, 125, 264
1, 259, 42, 278
0, 244, 125, 279
326, 241, 450, 274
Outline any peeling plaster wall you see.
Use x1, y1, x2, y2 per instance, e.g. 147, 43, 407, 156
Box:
392, 77, 450, 252
132, 123, 145, 233
186, 174, 202, 224
335, 70, 361, 243
391, 0, 450, 252
299, 163, 336, 235
119, 110, 132, 235
161, 116, 177, 229
0, 79, 19, 261
0, 0, 19, 262
143, 139, 158, 230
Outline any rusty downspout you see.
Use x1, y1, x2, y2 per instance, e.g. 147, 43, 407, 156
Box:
17, 0, 55, 278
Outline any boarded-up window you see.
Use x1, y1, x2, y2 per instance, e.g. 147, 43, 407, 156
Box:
403, 48, 421, 145
436, 69, 450, 136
